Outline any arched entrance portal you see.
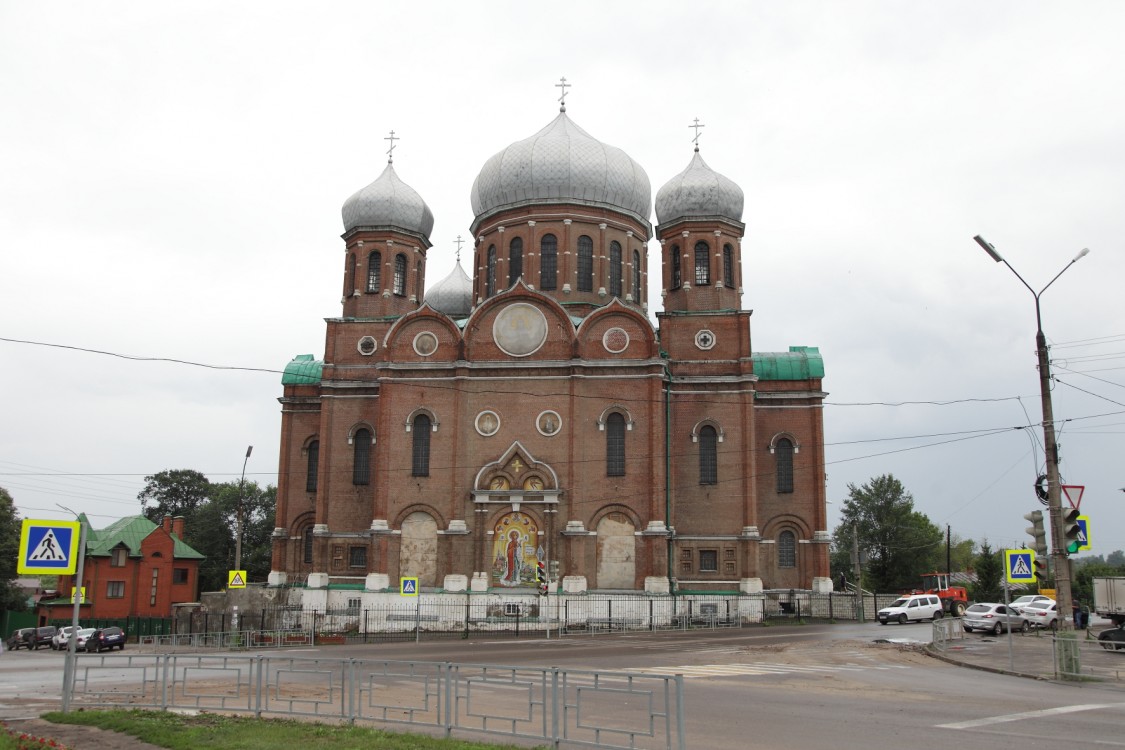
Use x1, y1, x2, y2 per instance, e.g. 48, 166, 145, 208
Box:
596, 513, 635, 589
400, 512, 438, 587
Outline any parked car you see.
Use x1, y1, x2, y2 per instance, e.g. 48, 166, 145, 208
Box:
7, 628, 36, 651
73, 628, 97, 651
877, 594, 945, 625
28, 626, 58, 650
85, 626, 126, 652
1097, 626, 1125, 651
1010, 595, 1054, 614
51, 625, 80, 650
962, 603, 1028, 635
1023, 600, 1059, 630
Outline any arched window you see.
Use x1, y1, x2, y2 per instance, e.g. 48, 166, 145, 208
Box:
778, 531, 796, 568
393, 254, 407, 296
353, 428, 372, 485
302, 526, 314, 565
366, 252, 382, 293
776, 438, 794, 494
412, 414, 431, 477
486, 245, 497, 297
346, 253, 356, 295
415, 260, 423, 300
540, 234, 557, 290
699, 426, 717, 485
577, 235, 594, 292
609, 241, 622, 297
508, 237, 523, 287
723, 243, 735, 289
606, 412, 626, 477
671, 245, 682, 289
632, 249, 641, 301
305, 440, 319, 493
694, 241, 710, 286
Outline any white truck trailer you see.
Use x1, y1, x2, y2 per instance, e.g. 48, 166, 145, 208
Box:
1092, 577, 1125, 627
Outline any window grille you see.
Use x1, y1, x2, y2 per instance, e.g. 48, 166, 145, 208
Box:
508, 237, 523, 287
366, 251, 381, 293
699, 550, 718, 572
606, 412, 626, 477
540, 234, 557, 290
672, 245, 681, 289
349, 546, 367, 568
778, 531, 796, 568
353, 428, 372, 485
723, 244, 735, 289
412, 414, 431, 476
577, 235, 593, 292
303, 526, 314, 564
609, 241, 622, 297
699, 426, 718, 485
694, 241, 710, 286
776, 438, 794, 493
393, 253, 406, 296
486, 245, 497, 297
632, 249, 641, 300
305, 440, 319, 492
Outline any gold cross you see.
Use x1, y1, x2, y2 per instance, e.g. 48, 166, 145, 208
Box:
511, 458, 525, 475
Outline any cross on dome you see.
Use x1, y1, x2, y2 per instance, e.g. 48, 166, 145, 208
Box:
385, 130, 398, 163
556, 76, 571, 112
689, 117, 705, 151
454, 234, 464, 263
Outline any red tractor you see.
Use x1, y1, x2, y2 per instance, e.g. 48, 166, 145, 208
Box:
912, 572, 969, 617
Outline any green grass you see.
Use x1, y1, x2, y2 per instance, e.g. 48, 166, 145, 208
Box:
40, 710, 546, 750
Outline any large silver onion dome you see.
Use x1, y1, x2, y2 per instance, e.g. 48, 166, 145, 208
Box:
470, 112, 651, 227
655, 150, 744, 225
342, 162, 435, 238
425, 261, 473, 318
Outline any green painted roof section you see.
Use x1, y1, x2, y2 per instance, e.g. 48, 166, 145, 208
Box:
753, 346, 825, 381
282, 354, 323, 385
85, 515, 204, 560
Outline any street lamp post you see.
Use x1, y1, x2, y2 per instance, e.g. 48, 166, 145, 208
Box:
234, 445, 253, 572
974, 235, 1089, 631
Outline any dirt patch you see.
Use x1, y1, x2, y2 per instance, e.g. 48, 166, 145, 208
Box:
4, 716, 166, 750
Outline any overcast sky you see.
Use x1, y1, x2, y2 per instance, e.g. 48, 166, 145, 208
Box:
3, 1, 1123, 563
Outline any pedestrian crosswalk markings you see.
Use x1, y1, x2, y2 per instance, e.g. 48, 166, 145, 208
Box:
1011, 556, 1030, 576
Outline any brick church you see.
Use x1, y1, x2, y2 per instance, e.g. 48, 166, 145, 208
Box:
269, 93, 831, 596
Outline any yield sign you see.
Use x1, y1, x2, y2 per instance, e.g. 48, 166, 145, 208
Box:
1061, 485, 1085, 509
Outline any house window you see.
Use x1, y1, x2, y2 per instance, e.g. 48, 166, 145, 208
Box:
694, 241, 710, 286
699, 426, 718, 485
609, 241, 622, 297
303, 526, 314, 565
106, 581, 125, 598
412, 414, 431, 477
632, 249, 641, 300
353, 428, 372, 485
778, 531, 797, 568
508, 237, 523, 287
347, 597, 361, 613
672, 245, 681, 289
150, 568, 159, 606
723, 243, 735, 289
776, 438, 794, 494
699, 550, 718, 572
349, 546, 367, 568
111, 547, 127, 567
606, 412, 625, 477
577, 235, 593, 292
540, 234, 557, 290
306, 439, 319, 493
393, 253, 407, 296
486, 245, 497, 297
366, 251, 382, 293
173, 568, 189, 585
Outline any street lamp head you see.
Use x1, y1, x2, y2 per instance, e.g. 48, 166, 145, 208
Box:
245, 445, 253, 458
973, 234, 1004, 263
1074, 247, 1090, 262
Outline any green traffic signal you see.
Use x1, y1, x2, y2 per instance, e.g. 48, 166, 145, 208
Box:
1062, 507, 1082, 554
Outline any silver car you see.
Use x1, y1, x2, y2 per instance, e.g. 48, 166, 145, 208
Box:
962, 603, 1028, 635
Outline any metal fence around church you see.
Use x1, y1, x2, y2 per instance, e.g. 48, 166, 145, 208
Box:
167, 591, 899, 646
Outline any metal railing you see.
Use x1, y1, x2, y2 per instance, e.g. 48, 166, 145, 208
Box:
67, 653, 686, 750
1054, 632, 1125, 682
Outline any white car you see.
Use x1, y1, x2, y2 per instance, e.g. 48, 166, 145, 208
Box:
962, 603, 1028, 635
1010, 595, 1053, 614
72, 628, 97, 651
1022, 600, 1059, 630
51, 625, 79, 650
877, 594, 945, 625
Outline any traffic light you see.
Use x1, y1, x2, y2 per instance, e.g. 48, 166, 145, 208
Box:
1063, 507, 1082, 554
1024, 510, 1047, 557
1032, 554, 1048, 584
536, 560, 548, 595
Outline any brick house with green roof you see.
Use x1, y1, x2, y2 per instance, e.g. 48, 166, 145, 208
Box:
38, 515, 204, 622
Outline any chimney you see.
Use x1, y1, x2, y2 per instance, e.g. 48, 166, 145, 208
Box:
172, 516, 185, 540
162, 516, 172, 534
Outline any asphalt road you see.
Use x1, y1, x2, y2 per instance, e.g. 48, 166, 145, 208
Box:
4, 622, 1125, 749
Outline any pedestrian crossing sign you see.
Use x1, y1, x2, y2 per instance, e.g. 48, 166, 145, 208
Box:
228, 570, 247, 588
18, 520, 81, 575
400, 577, 418, 597
1005, 549, 1035, 584
1075, 516, 1091, 551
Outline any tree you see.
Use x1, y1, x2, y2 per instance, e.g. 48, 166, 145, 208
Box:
0, 487, 29, 612
138, 469, 211, 523
831, 474, 944, 593
969, 542, 1003, 602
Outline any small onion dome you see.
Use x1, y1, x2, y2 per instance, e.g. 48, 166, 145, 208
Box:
425, 261, 473, 318
470, 111, 651, 228
655, 150, 744, 225
342, 162, 435, 238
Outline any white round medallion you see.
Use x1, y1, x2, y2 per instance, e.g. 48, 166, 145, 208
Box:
493, 303, 548, 357
475, 411, 501, 437
603, 327, 630, 354
413, 331, 439, 356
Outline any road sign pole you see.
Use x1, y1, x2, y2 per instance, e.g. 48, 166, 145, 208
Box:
60, 520, 86, 714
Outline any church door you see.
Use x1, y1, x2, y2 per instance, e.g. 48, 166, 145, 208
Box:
400, 512, 438, 587
595, 513, 635, 589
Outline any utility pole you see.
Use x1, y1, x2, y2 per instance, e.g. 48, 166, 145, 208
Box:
852, 523, 863, 622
